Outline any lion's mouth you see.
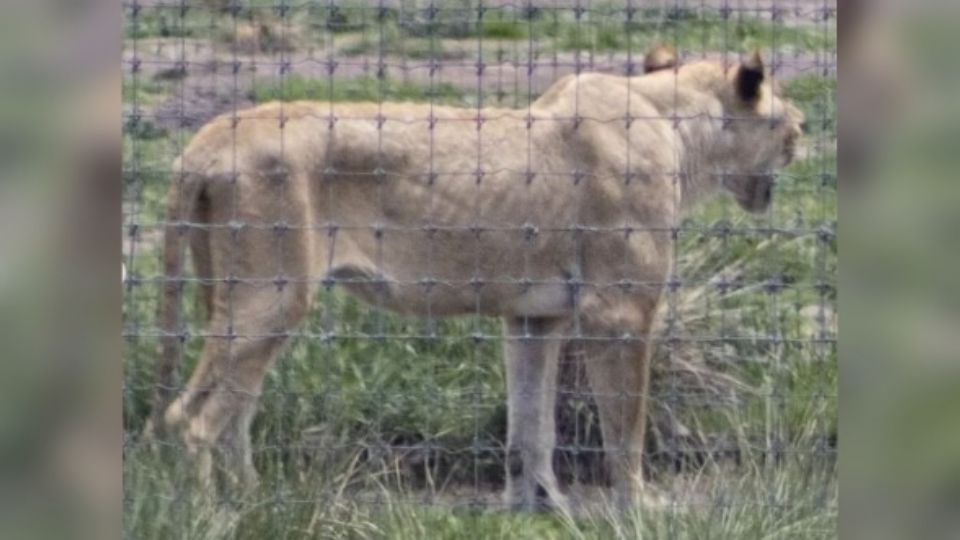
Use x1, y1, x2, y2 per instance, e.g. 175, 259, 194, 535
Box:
736, 174, 774, 213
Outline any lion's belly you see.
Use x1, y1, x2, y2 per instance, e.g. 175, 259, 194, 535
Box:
313, 169, 579, 318
340, 275, 573, 317
321, 231, 575, 319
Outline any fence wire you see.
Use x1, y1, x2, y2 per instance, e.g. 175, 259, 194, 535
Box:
123, 0, 836, 533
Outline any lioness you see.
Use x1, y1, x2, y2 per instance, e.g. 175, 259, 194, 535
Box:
148, 48, 803, 512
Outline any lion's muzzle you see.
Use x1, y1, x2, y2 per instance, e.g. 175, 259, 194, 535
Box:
735, 173, 774, 213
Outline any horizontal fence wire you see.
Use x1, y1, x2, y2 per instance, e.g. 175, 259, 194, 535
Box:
123, 0, 836, 535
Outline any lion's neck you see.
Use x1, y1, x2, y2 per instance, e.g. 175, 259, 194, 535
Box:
672, 103, 727, 212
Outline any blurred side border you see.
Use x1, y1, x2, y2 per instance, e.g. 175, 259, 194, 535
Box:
842, 0, 960, 538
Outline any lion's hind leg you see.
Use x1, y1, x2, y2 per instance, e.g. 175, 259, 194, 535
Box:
163, 201, 315, 493
502, 316, 572, 514
162, 284, 310, 492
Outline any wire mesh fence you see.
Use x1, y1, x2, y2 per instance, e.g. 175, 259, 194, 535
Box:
123, 0, 836, 536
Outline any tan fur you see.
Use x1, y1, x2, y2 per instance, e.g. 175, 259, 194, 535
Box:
643, 44, 677, 74
148, 52, 803, 511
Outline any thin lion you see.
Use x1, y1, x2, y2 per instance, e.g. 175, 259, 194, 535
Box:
146, 46, 803, 513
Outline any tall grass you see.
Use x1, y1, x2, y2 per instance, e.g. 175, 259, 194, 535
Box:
124, 441, 836, 538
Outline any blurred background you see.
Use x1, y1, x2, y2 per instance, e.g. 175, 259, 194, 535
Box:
841, 1, 960, 539
0, 0, 954, 538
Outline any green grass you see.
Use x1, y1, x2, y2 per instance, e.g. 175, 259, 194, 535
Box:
251, 75, 472, 106
480, 16, 529, 40
784, 75, 838, 138
123, 7, 212, 40
338, 34, 470, 61
122, 128, 177, 224
549, 11, 834, 53
122, 77, 170, 106
123, 441, 836, 539
305, 5, 833, 54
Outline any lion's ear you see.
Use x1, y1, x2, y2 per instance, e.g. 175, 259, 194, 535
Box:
735, 50, 765, 102
643, 44, 677, 74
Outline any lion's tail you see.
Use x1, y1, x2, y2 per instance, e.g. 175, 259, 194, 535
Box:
145, 163, 207, 438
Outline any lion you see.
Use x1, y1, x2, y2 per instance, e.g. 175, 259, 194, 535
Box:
145, 47, 803, 513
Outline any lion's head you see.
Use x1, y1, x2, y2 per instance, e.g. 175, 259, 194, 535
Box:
709, 52, 804, 213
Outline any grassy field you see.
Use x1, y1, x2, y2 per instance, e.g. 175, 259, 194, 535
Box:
123, 3, 836, 538
123, 2, 834, 57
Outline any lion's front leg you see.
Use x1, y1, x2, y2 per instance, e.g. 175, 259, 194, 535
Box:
501, 316, 571, 514
216, 398, 260, 493
577, 294, 659, 510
